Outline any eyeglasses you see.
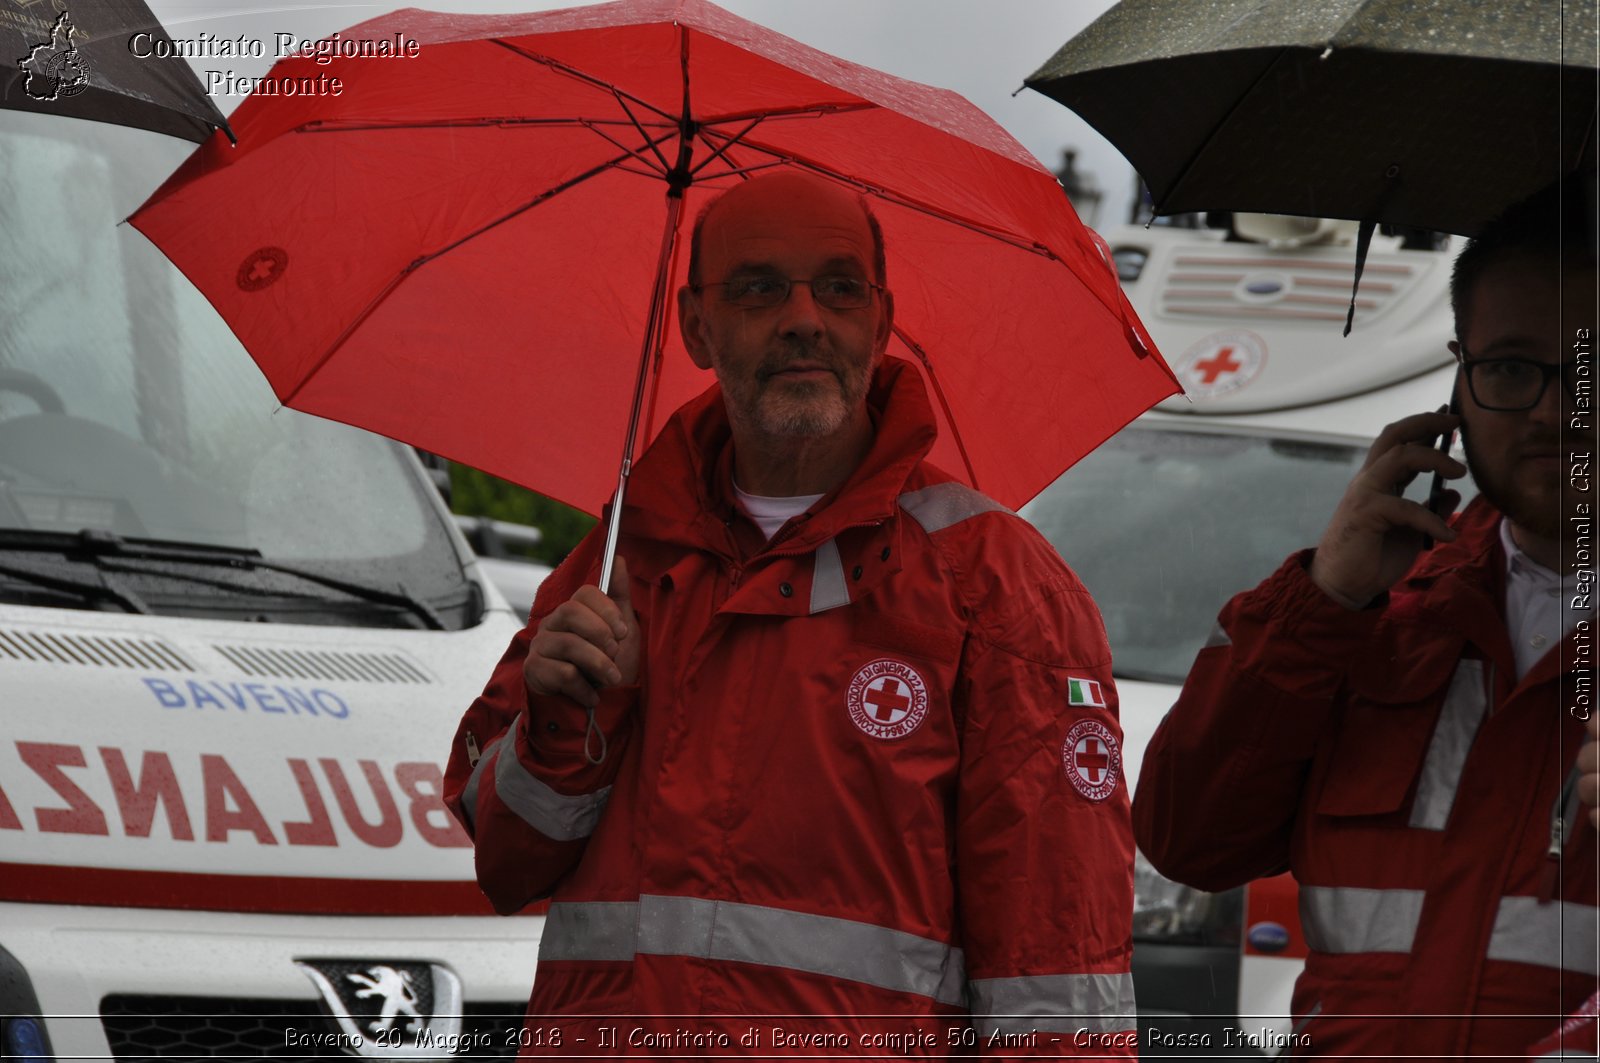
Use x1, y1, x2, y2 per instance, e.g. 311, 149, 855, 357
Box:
1457, 350, 1582, 411
694, 274, 882, 310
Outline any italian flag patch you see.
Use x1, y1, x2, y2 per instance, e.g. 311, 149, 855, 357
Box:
1067, 677, 1105, 708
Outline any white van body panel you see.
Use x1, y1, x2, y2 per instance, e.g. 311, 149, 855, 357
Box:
1, 603, 517, 880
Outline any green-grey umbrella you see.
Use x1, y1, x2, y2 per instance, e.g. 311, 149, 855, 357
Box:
1026, 0, 1596, 240
2, 0, 233, 143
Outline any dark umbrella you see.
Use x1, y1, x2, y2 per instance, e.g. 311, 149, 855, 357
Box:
2, 0, 233, 143
1026, 0, 1596, 240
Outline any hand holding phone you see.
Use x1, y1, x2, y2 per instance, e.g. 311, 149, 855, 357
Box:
1309, 407, 1465, 608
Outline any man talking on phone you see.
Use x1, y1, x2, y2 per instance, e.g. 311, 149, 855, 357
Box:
1133, 181, 1597, 1060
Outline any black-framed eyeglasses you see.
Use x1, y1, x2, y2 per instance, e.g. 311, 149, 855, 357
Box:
694, 274, 882, 310
1457, 349, 1582, 412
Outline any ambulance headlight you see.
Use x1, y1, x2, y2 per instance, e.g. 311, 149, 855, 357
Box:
1132, 849, 1241, 946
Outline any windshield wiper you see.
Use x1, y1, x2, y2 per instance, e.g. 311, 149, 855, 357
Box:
0, 529, 444, 629
0, 557, 152, 614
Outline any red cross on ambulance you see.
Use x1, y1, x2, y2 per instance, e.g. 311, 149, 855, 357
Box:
1174, 329, 1267, 399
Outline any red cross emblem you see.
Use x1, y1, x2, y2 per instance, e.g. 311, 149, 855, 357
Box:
236, 246, 288, 292
1075, 737, 1110, 782
1062, 720, 1120, 802
847, 659, 929, 740
864, 677, 912, 723
1177, 330, 1266, 399
1192, 346, 1242, 385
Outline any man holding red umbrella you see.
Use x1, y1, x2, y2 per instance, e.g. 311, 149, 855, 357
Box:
445, 172, 1138, 1056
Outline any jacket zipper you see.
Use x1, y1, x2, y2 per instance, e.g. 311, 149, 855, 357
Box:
1541, 763, 1581, 902
464, 730, 481, 768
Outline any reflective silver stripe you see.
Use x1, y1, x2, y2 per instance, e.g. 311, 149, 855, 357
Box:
1204, 622, 1231, 648
1488, 897, 1599, 975
540, 900, 638, 962
810, 538, 850, 614
459, 730, 508, 831
969, 973, 1136, 1034
1300, 886, 1423, 954
898, 482, 1009, 534
1408, 660, 1487, 830
491, 718, 611, 840
539, 895, 966, 1005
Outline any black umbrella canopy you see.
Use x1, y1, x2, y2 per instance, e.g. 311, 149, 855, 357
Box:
1027, 0, 1597, 237
1, 0, 232, 143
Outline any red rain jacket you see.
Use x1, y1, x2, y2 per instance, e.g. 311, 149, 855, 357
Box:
445, 358, 1136, 1057
1135, 497, 1597, 1060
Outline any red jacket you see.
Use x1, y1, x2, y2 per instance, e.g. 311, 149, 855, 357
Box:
1135, 497, 1597, 1060
446, 359, 1136, 1057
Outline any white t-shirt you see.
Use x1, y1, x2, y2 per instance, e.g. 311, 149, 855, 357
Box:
734, 481, 824, 541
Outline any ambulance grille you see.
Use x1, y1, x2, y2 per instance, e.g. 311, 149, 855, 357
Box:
209, 644, 434, 684
1160, 253, 1413, 323
100, 995, 523, 1059
0, 628, 193, 671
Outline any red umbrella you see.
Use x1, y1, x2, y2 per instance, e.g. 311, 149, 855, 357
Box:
130, 0, 1177, 582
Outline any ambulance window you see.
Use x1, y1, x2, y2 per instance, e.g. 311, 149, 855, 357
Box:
0, 112, 475, 628
1024, 427, 1371, 683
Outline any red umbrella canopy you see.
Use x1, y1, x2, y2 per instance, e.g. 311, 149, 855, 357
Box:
131, 0, 1177, 514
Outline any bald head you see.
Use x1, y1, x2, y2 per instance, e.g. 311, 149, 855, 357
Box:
687, 173, 886, 288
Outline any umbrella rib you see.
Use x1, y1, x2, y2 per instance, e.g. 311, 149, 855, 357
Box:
689, 116, 767, 177
297, 114, 674, 178
613, 91, 676, 175
296, 116, 673, 133
697, 128, 1059, 260
699, 101, 876, 124
585, 120, 671, 176
282, 139, 673, 407
1150, 48, 1297, 216
892, 325, 981, 492
491, 39, 679, 125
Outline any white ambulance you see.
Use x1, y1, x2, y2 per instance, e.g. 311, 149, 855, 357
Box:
0, 111, 543, 1059
1023, 212, 1471, 1055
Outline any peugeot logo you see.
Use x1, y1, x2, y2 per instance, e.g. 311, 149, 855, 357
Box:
295, 959, 463, 1058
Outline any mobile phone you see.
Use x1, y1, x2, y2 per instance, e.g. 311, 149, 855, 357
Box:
1421, 395, 1461, 549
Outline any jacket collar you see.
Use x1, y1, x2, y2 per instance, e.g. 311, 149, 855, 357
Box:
620, 355, 938, 559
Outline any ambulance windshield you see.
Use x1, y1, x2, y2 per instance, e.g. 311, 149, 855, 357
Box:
1025, 427, 1371, 683
0, 112, 476, 628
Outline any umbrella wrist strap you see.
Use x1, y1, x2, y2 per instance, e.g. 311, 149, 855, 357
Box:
584, 705, 608, 765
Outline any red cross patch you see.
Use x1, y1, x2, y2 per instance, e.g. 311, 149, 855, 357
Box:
1062, 720, 1121, 802
846, 659, 929, 740
236, 246, 289, 292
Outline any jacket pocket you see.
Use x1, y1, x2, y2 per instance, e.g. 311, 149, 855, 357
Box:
1315, 636, 1469, 818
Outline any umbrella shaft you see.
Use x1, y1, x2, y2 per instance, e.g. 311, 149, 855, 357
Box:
600, 190, 687, 596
